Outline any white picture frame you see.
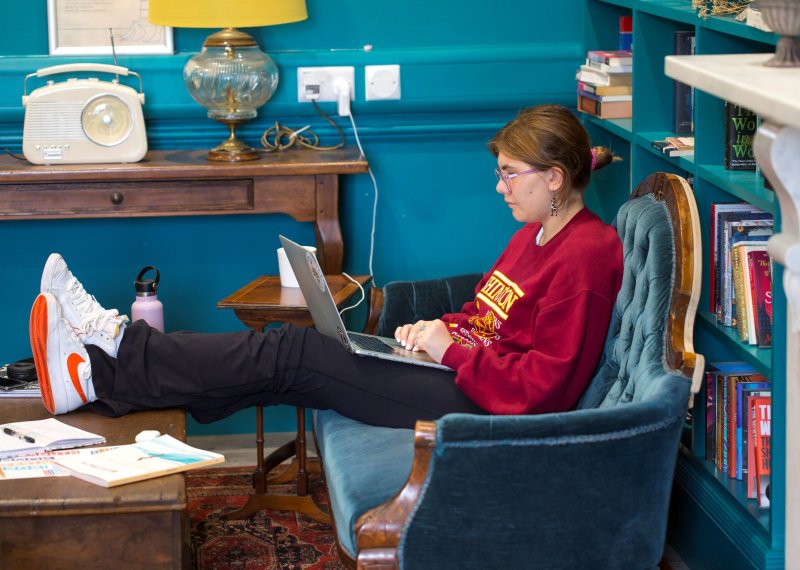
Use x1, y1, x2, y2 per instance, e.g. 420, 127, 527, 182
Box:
47, 0, 173, 56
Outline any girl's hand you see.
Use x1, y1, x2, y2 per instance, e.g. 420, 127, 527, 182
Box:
394, 319, 453, 363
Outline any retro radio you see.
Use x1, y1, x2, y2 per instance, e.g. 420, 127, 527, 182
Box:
22, 63, 147, 165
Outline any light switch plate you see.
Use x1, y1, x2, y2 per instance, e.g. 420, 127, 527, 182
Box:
365, 65, 401, 101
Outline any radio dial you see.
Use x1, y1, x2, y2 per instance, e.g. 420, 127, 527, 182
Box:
81, 94, 134, 147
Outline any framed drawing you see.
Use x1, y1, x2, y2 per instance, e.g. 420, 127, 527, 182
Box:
47, 0, 173, 55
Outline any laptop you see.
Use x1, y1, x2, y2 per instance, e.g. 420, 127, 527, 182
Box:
279, 235, 451, 370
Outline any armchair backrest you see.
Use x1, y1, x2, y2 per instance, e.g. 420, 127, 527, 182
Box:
579, 172, 704, 409
371, 273, 484, 337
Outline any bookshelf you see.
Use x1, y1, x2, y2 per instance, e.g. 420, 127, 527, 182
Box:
583, 3, 788, 569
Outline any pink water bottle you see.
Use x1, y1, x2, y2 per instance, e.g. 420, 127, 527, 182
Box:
132, 266, 164, 332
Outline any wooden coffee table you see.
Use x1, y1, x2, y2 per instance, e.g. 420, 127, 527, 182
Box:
0, 399, 188, 569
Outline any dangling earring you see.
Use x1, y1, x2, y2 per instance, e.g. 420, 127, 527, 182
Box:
550, 194, 558, 216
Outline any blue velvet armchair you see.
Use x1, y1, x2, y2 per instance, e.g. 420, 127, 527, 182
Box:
313, 172, 704, 569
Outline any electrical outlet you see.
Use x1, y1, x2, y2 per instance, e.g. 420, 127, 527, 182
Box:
297, 66, 355, 103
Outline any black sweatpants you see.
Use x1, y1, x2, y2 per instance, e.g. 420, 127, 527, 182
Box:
86, 320, 487, 429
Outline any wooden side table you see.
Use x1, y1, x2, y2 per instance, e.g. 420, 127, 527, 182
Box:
218, 274, 371, 523
0, 147, 368, 274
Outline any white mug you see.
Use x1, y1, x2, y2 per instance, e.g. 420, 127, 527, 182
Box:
277, 246, 316, 288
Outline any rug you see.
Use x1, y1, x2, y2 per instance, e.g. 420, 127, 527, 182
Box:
187, 466, 347, 570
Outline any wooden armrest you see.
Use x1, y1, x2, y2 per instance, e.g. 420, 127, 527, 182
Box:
363, 286, 385, 335
354, 420, 436, 570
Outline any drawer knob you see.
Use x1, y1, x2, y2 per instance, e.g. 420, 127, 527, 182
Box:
110, 192, 124, 205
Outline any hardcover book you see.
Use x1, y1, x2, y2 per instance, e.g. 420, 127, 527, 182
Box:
577, 82, 632, 97
737, 379, 770, 481
716, 212, 772, 325
54, 434, 225, 487
749, 249, 773, 347
577, 94, 632, 119
576, 89, 632, 103
673, 30, 695, 135
585, 58, 633, 74
587, 49, 632, 67
751, 395, 771, 507
732, 243, 767, 344
722, 219, 772, 326
724, 102, 758, 170
619, 15, 632, 50
575, 65, 633, 87
710, 204, 761, 314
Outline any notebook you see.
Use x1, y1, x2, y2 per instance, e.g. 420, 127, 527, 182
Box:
279, 235, 450, 370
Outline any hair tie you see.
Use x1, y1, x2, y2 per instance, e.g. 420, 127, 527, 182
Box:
590, 148, 599, 171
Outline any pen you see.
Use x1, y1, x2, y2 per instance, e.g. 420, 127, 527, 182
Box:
3, 427, 36, 444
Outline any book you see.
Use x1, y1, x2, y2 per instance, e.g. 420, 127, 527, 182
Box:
577, 94, 632, 119
749, 249, 773, 347
673, 30, 696, 135
721, 219, 773, 326
577, 89, 632, 103
732, 243, 767, 343
586, 58, 633, 74
575, 64, 633, 87
752, 395, 771, 507
717, 213, 772, 324
577, 82, 632, 96
0, 418, 105, 459
54, 434, 224, 487
724, 102, 758, 170
710, 204, 764, 314
737, 379, 770, 480
705, 362, 757, 471
619, 15, 633, 50
587, 49, 633, 67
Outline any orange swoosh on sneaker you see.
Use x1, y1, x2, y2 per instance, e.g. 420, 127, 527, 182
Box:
67, 352, 88, 404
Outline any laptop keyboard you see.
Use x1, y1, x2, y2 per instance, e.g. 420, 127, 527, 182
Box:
349, 333, 396, 354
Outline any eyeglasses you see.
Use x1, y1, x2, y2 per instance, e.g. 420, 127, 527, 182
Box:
494, 167, 540, 194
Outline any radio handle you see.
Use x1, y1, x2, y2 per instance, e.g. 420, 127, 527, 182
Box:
23, 64, 144, 96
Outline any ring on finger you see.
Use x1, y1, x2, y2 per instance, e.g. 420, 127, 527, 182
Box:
419, 324, 426, 332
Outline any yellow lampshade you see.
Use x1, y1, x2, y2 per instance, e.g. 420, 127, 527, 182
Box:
148, 0, 308, 28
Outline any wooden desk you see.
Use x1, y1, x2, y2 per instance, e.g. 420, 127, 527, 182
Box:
0, 399, 187, 569
0, 147, 368, 273
218, 274, 371, 523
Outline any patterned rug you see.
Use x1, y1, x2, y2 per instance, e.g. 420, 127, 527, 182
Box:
187, 466, 347, 570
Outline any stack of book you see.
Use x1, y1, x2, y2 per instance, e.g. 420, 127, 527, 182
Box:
651, 136, 695, 158
705, 362, 771, 508
710, 203, 774, 347
576, 49, 632, 119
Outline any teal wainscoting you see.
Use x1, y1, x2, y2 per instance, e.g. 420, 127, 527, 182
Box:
0, 0, 592, 435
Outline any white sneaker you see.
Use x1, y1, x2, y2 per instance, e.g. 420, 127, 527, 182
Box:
29, 293, 97, 414
40, 253, 128, 357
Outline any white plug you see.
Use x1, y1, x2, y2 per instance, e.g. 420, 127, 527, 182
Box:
333, 77, 351, 117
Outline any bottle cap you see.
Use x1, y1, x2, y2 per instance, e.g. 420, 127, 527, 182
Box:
134, 266, 160, 295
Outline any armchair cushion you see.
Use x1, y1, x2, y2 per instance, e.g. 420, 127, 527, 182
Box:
314, 409, 415, 559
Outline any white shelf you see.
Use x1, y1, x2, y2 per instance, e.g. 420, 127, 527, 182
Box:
665, 53, 800, 128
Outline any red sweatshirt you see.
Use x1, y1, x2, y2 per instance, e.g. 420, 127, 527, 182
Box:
441, 207, 622, 415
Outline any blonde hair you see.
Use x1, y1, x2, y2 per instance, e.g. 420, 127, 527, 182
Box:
489, 105, 616, 208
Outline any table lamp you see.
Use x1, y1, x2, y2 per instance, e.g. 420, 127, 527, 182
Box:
149, 0, 307, 161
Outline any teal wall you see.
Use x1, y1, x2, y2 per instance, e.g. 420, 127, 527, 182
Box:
0, 0, 599, 435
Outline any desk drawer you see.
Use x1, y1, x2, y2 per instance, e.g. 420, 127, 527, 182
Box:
0, 179, 255, 218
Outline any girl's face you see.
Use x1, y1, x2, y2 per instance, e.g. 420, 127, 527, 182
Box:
495, 152, 558, 224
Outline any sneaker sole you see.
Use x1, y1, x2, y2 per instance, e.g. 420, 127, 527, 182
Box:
30, 294, 56, 414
